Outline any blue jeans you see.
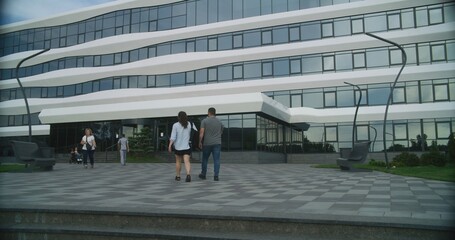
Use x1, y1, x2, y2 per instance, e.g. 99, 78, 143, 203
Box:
201, 144, 221, 176
82, 150, 94, 166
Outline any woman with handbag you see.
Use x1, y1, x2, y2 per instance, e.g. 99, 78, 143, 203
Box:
168, 111, 197, 182
81, 128, 96, 169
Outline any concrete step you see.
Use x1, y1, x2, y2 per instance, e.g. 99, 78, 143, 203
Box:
1, 208, 452, 240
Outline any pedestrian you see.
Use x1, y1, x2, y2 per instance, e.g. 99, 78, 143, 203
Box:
117, 134, 129, 166
168, 111, 197, 182
80, 128, 96, 169
198, 107, 224, 181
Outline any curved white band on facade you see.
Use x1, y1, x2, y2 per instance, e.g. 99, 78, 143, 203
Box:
0, 0, 450, 68
1, 63, 453, 116
0, 125, 50, 137
0, 23, 453, 90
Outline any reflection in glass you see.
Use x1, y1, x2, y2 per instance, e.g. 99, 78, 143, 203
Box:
324, 92, 336, 107
322, 22, 333, 38
393, 87, 406, 103
323, 55, 335, 71
387, 14, 401, 29
334, 19, 351, 36
434, 84, 449, 101
365, 14, 387, 32
394, 124, 407, 140
429, 8, 443, 25
302, 55, 322, 73
353, 52, 365, 68
325, 126, 338, 142
431, 44, 446, 61
436, 122, 451, 139
335, 53, 352, 70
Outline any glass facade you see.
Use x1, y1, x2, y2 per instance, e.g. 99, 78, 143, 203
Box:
0, 0, 453, 156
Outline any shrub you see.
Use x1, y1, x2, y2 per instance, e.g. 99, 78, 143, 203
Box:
420, 149, 446, 167
392, 152, 420, 167
368, 159, 387, 167
448, 133, 455, 164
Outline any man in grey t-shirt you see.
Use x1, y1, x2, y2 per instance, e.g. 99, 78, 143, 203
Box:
117, 134, 129, 166
198, 107, 224, 181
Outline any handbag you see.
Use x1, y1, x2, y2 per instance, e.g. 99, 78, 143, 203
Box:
85, 136, 93, 151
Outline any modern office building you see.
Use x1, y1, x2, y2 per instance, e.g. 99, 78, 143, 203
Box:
0, 0, 454, 162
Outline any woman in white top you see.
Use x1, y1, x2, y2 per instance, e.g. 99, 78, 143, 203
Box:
80, 128, 96, 169
168, 111, 197, 182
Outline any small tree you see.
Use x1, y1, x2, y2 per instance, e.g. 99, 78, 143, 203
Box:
128, 127, 154, 156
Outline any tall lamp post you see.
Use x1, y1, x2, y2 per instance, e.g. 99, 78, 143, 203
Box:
344, 81, 362, 149
365, 33, 407, 168
15, 48, 50, 142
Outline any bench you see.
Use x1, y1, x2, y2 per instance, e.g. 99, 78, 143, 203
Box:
336, 141, 371, 172
10, 141, 56, 171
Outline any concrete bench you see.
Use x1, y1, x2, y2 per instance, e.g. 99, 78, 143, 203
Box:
336, 141, 371, 171
10, 141, 56, 171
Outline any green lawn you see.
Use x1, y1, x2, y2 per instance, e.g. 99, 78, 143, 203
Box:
0, 164, 45, 173
312, 163, 455, 182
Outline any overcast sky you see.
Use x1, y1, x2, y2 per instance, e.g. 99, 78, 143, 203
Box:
0, 0, 117, 25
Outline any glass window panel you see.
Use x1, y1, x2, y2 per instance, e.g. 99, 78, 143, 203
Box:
323, 55, 335, 71
387, 13, 401, 29
171, 73, 185, 86
356, 125, 369, 141
187, 1, 196, 26
233, 0, 243, 19
208, 0, 218, 23
334, 19, 351, 36
423, 120, 435, 140
113, 78, 121, 89
273, 27, 288, 44
393, 87, 405, 103
404, 44, 417, 65
418, 43, 431, 64
244, 62, 261, 79
325, 126, 338, 142
183, 41, 194, 53
100, 78, 113, 90
148, 76, 156, 87
302, 55, 322, 73
390, 48, 403, 65
218, 0, 233, 21
208, 68, 217, 81
195, 69, 207, 83
447, 41, 455, 61
274, 95, 290, 107
289, 26, 300, 42
431, 44, 446, 61
233, 34, 243, 48
218, 65, 232, 81
364, 14, 387, 32
302, 91, 323, 108
262, 30, 272, 45
394, 124, 407, 140
101, 54, 113, 66
434, 84, 449, 101
353, 52, 365, 68
450, 80, 455, 101
171, 42, 185, 54
416, 7, 429, 27
186, 72, 195, 83
368, 87, 390, 105
156, 75, 170, 87
335, 53, 352, 70
172, 3, 186, 16
262, 62, 273, 76
436, 122, 451, 139
172, 15, 186, 29
233, 65, 243, 79
218, 35, 232, 50
129, 76, 138, 88
366, 49, 389, 68
196, 0, 208, 25
324, 92, 336, 107
401, 9, 415, 28
157, 18, 172, 30
445, 4, 455, 22
301, 22, 321, 40
301, 0, 319, 9
291, 94, 302, 107
244, 31, 261, 47
272, 0, 287, 13
406, 83, 420, 103
421, 82, 433, 102
157, 43, 171, 56
290, 59, 301, 74
322, 22, 333, 37
273, 58, 289, 76
429, 8, 443, 25
244, 0, 260, 18
351, 18, 364, 34
337, 90, 354, 107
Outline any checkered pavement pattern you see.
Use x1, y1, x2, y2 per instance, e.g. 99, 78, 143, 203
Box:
1, 163, 454, 226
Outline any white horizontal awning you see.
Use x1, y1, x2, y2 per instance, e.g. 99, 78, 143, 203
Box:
39, 93, 292, 124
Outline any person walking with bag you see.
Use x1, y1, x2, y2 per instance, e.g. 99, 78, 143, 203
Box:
81, 128, 96, 169
168, 111, 197, 182
198, 107, 224, 181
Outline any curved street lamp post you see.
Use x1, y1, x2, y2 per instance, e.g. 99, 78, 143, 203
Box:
15, 48, 50, 142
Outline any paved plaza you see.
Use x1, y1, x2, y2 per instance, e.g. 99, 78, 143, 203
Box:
1, 163, 454, 228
